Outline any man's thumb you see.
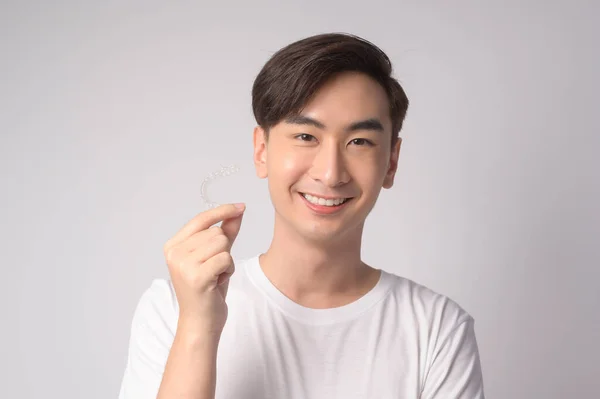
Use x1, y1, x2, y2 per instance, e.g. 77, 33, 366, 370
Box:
220, 208, 245, 247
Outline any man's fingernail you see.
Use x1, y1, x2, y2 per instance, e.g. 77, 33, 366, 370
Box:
234, 203, 245, 210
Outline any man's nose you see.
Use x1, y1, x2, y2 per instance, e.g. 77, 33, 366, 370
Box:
308, 141, 350, 187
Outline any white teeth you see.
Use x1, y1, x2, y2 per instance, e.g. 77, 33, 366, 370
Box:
302, 193, 349, 206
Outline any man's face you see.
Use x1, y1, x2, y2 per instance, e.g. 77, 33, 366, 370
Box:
253, 71, 401, 243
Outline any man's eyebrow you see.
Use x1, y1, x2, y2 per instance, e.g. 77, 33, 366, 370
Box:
284, 115, 384, 133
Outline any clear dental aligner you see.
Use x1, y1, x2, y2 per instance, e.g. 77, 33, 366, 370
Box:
200, 164, 240, 209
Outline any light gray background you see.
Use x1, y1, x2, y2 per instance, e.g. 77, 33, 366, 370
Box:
1, 1, 598, 398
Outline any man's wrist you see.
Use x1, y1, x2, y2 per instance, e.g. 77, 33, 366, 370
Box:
174, 324, 221, 351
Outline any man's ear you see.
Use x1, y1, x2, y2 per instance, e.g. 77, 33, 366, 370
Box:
253, 126, 268, 179
382, 137, 402, 189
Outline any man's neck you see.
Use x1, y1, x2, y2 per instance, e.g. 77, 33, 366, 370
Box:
258, 215, 380, 309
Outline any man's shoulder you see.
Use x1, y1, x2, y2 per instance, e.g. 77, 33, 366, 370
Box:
129, 278, 179, 333
382, 270, 475, 330
141, 278, 178, 309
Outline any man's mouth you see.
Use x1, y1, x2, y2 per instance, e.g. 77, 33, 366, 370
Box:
299, 192, 354, 207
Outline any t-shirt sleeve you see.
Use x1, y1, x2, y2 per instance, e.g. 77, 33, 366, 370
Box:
420, 318, 485, 399
118, 279, 178, 399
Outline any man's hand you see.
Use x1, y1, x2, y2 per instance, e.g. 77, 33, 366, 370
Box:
163, 203, 246, 337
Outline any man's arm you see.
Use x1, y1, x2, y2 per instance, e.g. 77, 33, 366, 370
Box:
118, 280, 220, 399
420, 319, 485, 398
120, 204, 244, 398
156, 325, 220, 399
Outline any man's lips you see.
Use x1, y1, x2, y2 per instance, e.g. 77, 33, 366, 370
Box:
298, 193, 355, 214
298, 192, 354, 200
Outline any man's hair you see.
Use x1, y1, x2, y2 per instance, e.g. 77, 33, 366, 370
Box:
251, 32, 409, 146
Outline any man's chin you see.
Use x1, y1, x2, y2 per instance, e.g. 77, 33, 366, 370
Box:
295, 221, 355, 244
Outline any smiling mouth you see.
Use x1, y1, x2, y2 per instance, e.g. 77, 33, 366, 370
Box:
299, 192, 354, 207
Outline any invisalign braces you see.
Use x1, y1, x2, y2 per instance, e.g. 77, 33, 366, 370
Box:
200, 164, 240, 209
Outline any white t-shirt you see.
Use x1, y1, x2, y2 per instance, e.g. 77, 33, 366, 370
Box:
118, 255, 485, 398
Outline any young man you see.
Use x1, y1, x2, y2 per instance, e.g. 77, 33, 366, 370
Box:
119, 33, 485, 399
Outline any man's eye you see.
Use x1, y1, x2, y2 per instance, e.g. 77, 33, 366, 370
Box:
295, 133, 315, 142
350, 138, 373, 146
